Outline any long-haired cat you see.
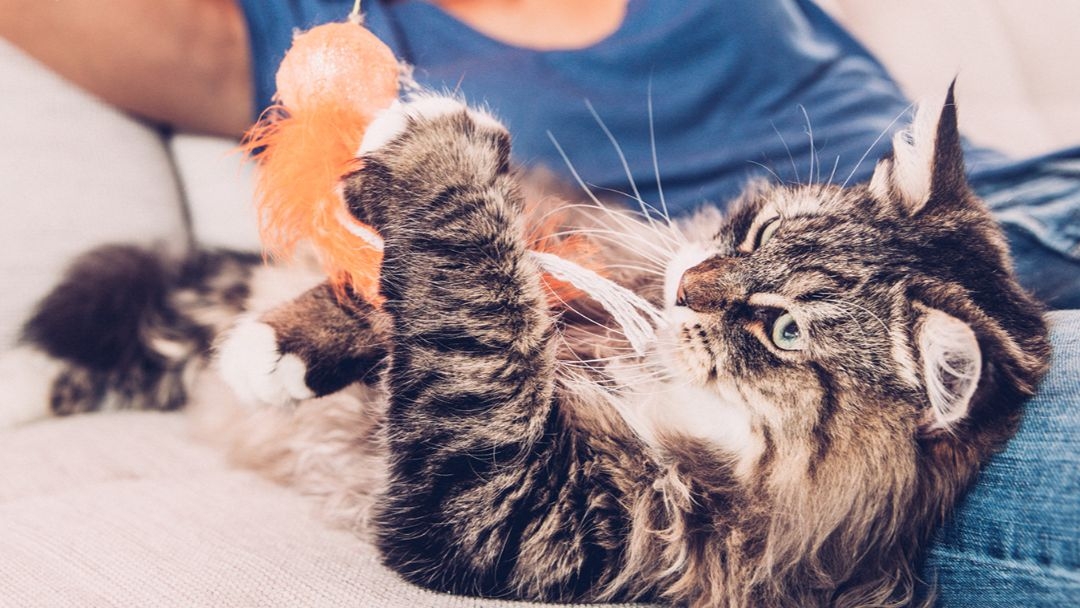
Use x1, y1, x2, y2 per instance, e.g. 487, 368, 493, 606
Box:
10, 87, 1049, 607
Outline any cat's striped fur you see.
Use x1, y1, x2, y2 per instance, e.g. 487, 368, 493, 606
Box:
11, 89, 1050, 606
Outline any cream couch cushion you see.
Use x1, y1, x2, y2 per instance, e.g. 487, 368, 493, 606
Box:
0, 39, 188, 347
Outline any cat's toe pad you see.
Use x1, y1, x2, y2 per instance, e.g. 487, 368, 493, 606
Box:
217, 317, 314, 408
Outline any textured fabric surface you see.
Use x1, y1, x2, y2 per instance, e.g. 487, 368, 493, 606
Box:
0, 411, 639, 607
168, 134, 262, 253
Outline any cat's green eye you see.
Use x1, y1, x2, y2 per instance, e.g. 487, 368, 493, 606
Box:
770, 311, 805, 351
756, 217, 782, 249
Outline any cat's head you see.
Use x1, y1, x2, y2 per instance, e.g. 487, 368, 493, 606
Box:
657, 86, 1050, 598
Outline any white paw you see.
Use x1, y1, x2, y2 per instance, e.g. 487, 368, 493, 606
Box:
358, 99, 411, 154
0, 346, 62, 429
216, 316, 315, 408
357, 94, 506, 155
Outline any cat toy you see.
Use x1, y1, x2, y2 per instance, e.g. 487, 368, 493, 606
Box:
241, 2, 397, 302
242, 2, 661, 354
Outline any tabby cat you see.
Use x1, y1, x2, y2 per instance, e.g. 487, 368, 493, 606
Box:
10, 88, 1050, 607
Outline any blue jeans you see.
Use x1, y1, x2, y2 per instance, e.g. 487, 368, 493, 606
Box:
923, 156, 1080, 606
925, 311, 1080, 606
975, 150, 1080, 309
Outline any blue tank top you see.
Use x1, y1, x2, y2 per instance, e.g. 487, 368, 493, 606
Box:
239, 0, 1010, 214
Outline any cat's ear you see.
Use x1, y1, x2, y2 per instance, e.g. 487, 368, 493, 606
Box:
914, 305, 981, 433
869, 81, 967, 215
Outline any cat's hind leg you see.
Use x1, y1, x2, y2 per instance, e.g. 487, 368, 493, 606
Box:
8, 245, 254, 423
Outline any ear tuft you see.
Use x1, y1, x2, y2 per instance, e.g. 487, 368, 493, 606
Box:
869, 94, 943, 213
917, 307, 981, 433
870, 81, 966, 215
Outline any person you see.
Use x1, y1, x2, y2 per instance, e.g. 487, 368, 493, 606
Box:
2, 0, 1078, 604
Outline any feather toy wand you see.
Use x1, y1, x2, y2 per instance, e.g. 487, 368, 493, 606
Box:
241, 2, 661, 353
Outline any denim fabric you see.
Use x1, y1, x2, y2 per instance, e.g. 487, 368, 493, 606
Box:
925, 310, 1080, 607
973, 151, 1080, 309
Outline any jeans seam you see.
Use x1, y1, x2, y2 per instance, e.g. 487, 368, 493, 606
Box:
930, 546, 1080, 584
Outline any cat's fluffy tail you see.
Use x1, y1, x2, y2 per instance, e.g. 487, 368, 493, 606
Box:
12, 244, 259, 421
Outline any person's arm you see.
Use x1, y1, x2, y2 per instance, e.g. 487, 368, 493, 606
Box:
0, 0, 253, 136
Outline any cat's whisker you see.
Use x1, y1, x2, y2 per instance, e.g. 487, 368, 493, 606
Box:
589, 184, 684, 249
609, 370, 693, 396
558, 347, 657, 365
560, 363, 659, 376
547, 131, 622, 217
607, 373, 685, 391
747, 160, 785, 186
544, 224, 673, 250
530, 201, 663, 230
545, 286, 642, 337
602, 263, 668, 278
557, 358, 686, 393
542, 229, 674, 268
585, 95, 687, 246
560, 333, 682, 366
771, 121, 800, 187
798, 104, 818, 187
840, 102, 915, 189
584, 215, 680, 259
548, 130, 686, 260
532, 205, 683, 254
646, 78, 683, 241
584, 99, 665, 233
569, 198, 683, 253
826, 155, 841, 188
525, 196, 683, 256
561, 358, 660, 377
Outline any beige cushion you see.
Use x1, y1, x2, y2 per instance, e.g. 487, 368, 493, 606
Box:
0, 410, 634, 607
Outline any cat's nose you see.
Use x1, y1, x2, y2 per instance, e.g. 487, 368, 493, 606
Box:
675, 271, 709, 311
676, 257, 739, 312
675, 281, 688, 307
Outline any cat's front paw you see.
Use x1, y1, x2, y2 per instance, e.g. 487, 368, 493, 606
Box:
216, 316, 314, 408
347, 93, 511, 206
358, 95, 507, 155
345, 95, 512, 232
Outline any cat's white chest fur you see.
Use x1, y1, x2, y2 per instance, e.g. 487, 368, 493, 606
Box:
611, 364, 764, 480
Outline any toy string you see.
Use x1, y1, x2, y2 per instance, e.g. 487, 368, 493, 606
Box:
351, 0, 362, 19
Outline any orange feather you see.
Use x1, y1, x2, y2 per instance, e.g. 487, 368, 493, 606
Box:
241, 21, 399, 302
241, 20, 604, 309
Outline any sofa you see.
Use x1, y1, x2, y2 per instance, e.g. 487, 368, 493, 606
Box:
2, 2, 1077, 605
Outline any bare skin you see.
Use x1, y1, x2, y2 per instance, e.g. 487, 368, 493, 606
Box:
0, 0, 253, 136
438, 0, 627, 51
0, 0, 625, 136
